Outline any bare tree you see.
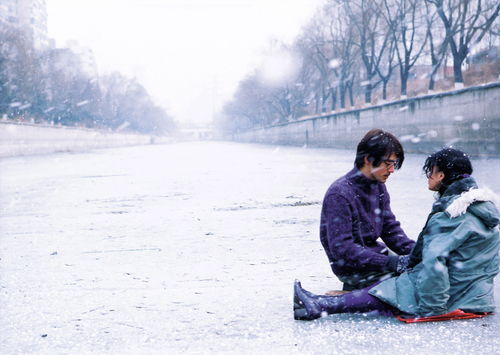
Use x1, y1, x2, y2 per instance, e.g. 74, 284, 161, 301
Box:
374, 34, 397, 100
0, 26, 47, 120
220, 74, 274, 131
426, 0, 500, 86
96, 72, 174, 134
0, 26, 173, 133
291, 48, 318, 115
43, 47, 101, 126
382, 0, 428, 97
424, 1, 449, 91
297, 18, 334, 112
327, 2, 360, 108
343, 0, 393, 103
296, 1, 360, 112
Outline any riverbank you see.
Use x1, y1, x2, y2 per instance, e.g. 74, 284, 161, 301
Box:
0, 121, 171, 158
231, 82, 500, 157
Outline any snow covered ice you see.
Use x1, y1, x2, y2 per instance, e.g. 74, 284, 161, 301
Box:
0, 141, 499, 354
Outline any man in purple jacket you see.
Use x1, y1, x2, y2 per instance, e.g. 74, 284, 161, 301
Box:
320, 129, 415, 291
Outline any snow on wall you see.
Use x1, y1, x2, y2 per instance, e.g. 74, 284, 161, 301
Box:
232, 82, 500, 157
0, 121, 167, 157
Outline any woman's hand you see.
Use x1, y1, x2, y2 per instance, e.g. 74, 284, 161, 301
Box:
396, 255, 411, 274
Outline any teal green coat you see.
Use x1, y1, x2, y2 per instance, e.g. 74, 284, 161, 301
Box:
369, 177, 500, 316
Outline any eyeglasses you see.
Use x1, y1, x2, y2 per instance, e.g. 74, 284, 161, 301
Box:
381, 158, 399, 169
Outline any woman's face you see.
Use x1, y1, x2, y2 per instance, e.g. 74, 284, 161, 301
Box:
427, 166, 445, 191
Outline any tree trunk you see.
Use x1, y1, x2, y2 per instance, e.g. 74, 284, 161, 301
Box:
428, 52, 439, 91
339, 83, 346, 109
382, 80, 388, 100
321, 88, 330, 113
428, 75, 436, 91
364, 82, 372, 103
453, 56, 464, 85
330, 87, 337, 111
400, 70, 408, 97
348, 84, 354, 107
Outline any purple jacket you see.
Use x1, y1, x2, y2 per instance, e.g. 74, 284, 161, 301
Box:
320, 167, 415, 278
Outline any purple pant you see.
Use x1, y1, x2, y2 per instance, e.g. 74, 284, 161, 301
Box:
332, 281, 395, 315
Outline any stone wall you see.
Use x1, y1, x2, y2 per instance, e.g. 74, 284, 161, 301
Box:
232, 82, 500, 157
0, 122, 168, 157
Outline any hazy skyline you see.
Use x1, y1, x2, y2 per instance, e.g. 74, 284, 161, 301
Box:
46, 0, 325, 126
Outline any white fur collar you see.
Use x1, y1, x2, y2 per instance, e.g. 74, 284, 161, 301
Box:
446, 188, 498, 218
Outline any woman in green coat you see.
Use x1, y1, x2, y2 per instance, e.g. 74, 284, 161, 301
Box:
294, 148, 500, 321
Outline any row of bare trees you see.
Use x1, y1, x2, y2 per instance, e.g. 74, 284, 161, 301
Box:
0, 26, 175, 134
218, 0, 499, 133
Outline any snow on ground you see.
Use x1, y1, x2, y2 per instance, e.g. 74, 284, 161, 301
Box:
0, 141, 499, 354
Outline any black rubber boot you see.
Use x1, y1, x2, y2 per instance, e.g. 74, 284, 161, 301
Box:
293, 280, 339, 320
294, 280, 391, 320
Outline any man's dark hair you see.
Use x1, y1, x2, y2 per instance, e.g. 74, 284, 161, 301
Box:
423, 148, 473, 190
354, 129, 404, 169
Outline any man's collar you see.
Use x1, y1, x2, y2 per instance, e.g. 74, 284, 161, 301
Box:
347, 167, 379, 185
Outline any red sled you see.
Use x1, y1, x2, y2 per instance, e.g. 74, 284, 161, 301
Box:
396, 309, 492, 323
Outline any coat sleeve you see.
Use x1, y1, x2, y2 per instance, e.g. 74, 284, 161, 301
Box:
415, 213, 471, 316
324, 194, 390, 271
379, 189, 415, 255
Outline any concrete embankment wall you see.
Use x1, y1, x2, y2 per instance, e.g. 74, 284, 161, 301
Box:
0, 121, 169, 158
232, 82, 500, 157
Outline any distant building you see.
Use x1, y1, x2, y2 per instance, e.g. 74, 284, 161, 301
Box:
66, 40, 99, 78
0, 0, 48, 50
0, 0, 17, 26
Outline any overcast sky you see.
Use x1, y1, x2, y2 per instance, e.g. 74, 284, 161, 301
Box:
46, 0, 325, 126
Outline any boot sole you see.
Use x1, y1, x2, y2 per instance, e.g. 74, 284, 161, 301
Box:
294, 307, 314, 320
294, 294, 303, 310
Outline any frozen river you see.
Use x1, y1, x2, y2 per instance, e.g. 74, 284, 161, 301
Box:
1, 141, 499, 354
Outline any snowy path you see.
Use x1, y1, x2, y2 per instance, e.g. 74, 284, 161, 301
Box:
0, 142, 499, 354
